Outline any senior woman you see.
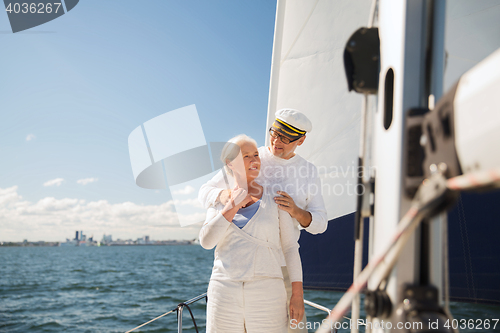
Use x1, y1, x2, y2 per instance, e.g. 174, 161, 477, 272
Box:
199, 134, 304, 333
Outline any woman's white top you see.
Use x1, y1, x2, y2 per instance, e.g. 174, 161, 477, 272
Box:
199, 189, 302, 283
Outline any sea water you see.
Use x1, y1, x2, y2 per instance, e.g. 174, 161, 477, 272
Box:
1, 246, 499, 333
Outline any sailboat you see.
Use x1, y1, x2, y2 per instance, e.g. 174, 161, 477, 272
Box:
127, 0, 500, 331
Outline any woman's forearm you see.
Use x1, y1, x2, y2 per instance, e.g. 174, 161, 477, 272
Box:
289, 282, 305, 322
291, 281, 303, 297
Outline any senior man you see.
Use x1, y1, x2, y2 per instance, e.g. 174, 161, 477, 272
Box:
198, 109, 327, 332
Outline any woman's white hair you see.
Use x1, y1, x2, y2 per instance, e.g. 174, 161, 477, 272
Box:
220, 134, 258, 176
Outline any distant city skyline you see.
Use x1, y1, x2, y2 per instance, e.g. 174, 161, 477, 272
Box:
1, 230, 194, 245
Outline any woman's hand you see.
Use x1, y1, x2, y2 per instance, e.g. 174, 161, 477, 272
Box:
289, 293, 305, 323
229, 186, 252, 209
218, 189, 231, 205
221, 187, 251, 222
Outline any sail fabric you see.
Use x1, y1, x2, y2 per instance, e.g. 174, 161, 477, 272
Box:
266, 0, 371, 221
299, 213, 369, 291
447, 191, 500, 305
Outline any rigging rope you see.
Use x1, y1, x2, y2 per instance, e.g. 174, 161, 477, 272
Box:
368, 0, 378, 28
447, 168, 500, 190
180, 302, 200, 333
125, 293, 208, 333
124, 309, 175, 333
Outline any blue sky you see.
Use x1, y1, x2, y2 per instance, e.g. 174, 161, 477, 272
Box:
0, 1, 277, 242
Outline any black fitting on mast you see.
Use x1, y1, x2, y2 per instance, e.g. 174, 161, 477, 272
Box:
344, 27, 380, 94
404, 108, 430, 198
403, 81, 463, 199
364, 289, 392, 318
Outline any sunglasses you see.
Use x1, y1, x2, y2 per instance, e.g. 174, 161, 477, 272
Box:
269, 128, 302, 144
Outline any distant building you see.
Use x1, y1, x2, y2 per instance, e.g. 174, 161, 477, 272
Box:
101, 234, 112, 244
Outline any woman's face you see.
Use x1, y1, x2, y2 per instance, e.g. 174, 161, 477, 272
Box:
230, 142, 260, 180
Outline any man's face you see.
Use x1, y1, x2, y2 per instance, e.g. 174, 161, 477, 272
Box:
269, 131, 305, 160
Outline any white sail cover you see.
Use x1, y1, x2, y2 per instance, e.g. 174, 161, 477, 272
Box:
444, 1, 500, 90
266, 0, 371, 220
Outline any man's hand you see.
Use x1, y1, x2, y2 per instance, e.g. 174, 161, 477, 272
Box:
274, 191, 312, 227
218, 189, 231, 205
274, 191, 299, 215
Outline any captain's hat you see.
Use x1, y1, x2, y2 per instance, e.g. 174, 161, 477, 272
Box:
272, 109, 312, 139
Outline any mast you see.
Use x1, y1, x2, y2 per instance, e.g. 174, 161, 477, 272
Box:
368, 0, 447, 331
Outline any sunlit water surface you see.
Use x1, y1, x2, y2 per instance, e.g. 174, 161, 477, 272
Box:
1, 246, 498, 333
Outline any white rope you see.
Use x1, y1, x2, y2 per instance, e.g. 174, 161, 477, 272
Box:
125, 309, 175, 333
303, 300, 354, 322
447, 168, 500, 191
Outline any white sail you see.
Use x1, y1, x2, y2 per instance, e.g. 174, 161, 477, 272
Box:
266, 0, 372, 220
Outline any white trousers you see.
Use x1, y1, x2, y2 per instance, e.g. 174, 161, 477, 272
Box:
206, 278, 288, 333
